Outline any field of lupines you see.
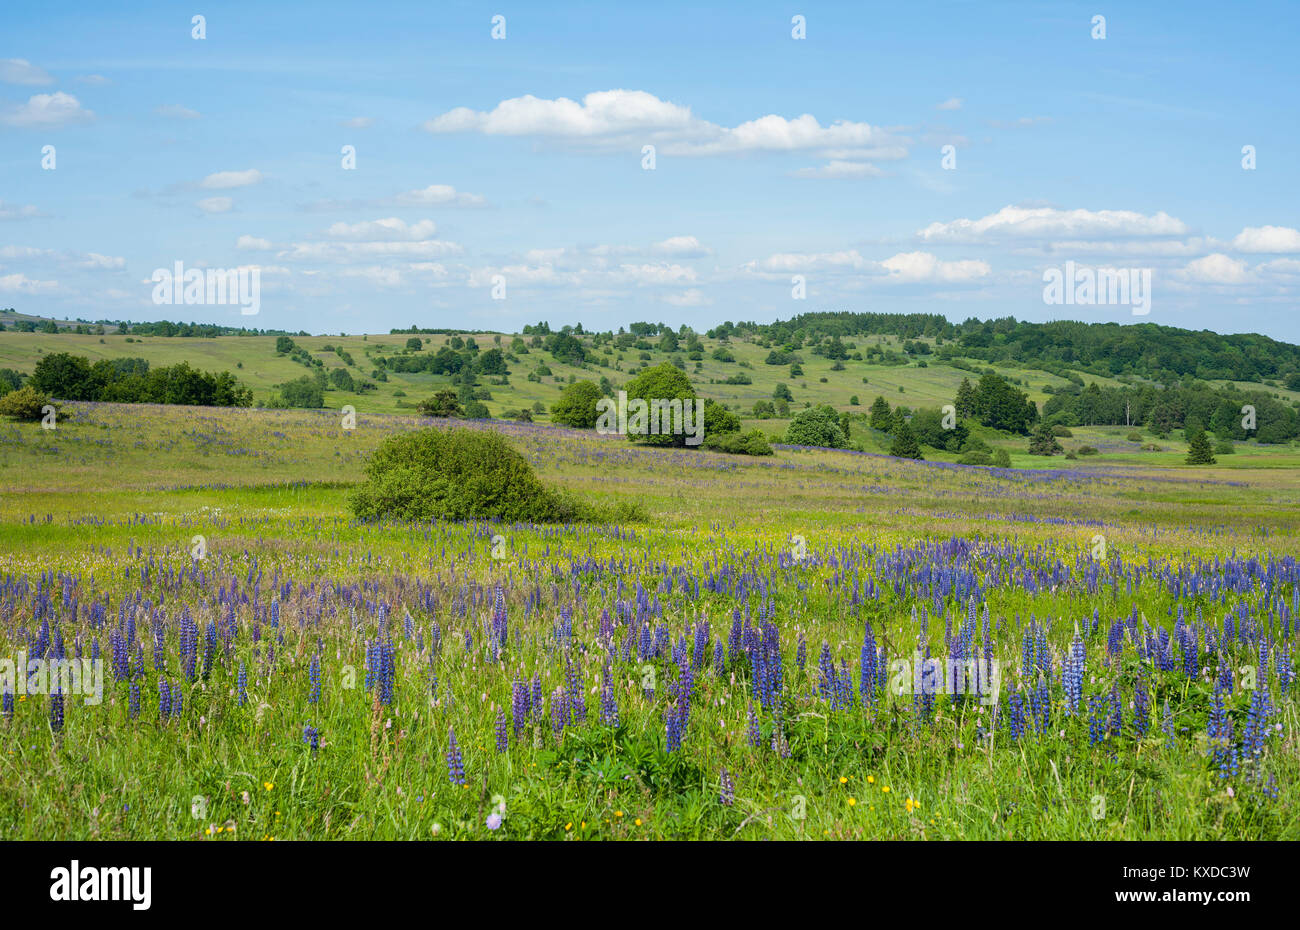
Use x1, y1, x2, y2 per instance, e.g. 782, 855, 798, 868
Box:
1, 402, 1298, 839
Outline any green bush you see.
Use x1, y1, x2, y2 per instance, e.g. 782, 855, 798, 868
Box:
703, 428, 773, 456
992, 448, 1012, 468
277, 376, 325, 408
785, 405, 846, 448
0, 386, 62, 422
417, 390, 463, 418
350, 428, 579, 523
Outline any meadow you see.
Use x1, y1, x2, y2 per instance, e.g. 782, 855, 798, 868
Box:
0, 397, 1296, 840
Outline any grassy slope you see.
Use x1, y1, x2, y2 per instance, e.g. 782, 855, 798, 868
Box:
3, 327, 1297, 469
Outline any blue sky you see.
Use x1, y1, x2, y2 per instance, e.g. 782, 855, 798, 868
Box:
2, 0, 1298, 338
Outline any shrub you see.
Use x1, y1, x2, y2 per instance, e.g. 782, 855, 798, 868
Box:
418, 390, 464, 418
703, 429, 773, 456
0, 386, 62, 422
349, 428, 579, 523
992, 448, 1012, 468
957, 450, 992, 466
1077, 446, 1099, 456
785, 405, 846, 448
1051, 425, 1073, 437
277, 376, 325, 408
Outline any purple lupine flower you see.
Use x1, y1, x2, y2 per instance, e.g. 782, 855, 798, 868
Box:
446, 727, 466, 786
308, 653, 321, 704
495, 709, 508, 753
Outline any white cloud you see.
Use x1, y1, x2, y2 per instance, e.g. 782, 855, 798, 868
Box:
792, 160, 883, 179
200, 169, 263, 190
0, 92, 94, 128
76, 74, 110, 86
0, 201, 41, 221
341, 117, 374, 129
325, 218, 438, 240
427, 89, 694, 137
1031, 237, 1218, 257
0, 59, 53, 86
662, 288, 711, 307
197, 197, 233, 214
391, 184, 487, 207
0, 273, 59, 293
880, 251, 990, 283
1181, 253, 1251, 284
749, 250, 871, 273
611, 263, 697, 286
424, 89, 899, 159
236, 235, 273, 250
1231, 225, 1300, 254
936, 97, 963, 111
279, 240, 463, 262
919, 205, 1188, 241
155, 104, 201, 120
987, 116, 1052, 129
78, 252, 125, 270
651, 235, 710, 258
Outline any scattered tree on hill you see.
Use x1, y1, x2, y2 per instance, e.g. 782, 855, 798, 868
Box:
551, 380, 602, 428
418, 389, 464, 418
1185, 426, 1217, 465
889, 419, 923, 459
1028, 423, 1063, 455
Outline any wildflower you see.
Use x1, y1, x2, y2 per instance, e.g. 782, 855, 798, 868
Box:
446, 727, 466, 786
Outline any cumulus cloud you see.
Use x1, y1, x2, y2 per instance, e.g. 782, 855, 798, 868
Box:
236, 235, 273, 250
325, 218, 438, 240
197, 197, 233, 214
792, 160, 884, 179
651, 235, 710, 258
278, 240, 463, 262
0, 59, 54, 85
341, 116, 374, 129
918, 205, 1188, 242
424, 89, 900, 159
0, 273, 60, 293
200, 169, 263, 190
880, 251, 990, 283
747, 250, 871, 273
936, 97, 963, 111
77, 252, 126, 270
1181, 253, 1251, 284
391, 184, 488, 207
1231, 225, 1300, 254
0, 92, 94, 128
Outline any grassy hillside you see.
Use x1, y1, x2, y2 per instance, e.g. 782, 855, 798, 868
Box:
3, 317, 1299, 469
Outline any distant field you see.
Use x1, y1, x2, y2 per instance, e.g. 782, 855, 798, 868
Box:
3, 327, 1297, 467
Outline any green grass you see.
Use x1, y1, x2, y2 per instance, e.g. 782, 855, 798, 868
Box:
0, 397, 1296, 840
